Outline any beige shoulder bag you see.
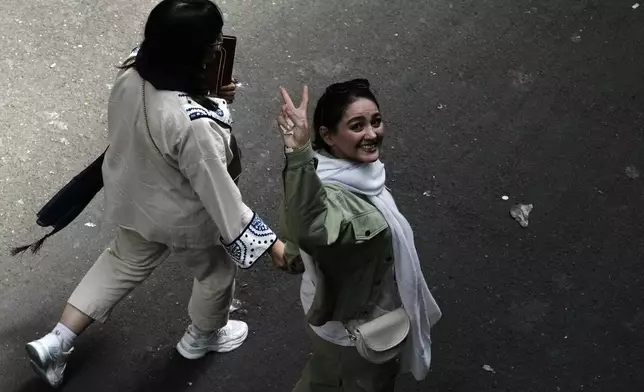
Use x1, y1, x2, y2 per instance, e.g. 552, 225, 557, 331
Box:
345, 307, 410, 364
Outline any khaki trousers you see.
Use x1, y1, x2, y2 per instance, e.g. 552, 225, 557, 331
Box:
68, 227, 236, 332
293, 327, 399, 392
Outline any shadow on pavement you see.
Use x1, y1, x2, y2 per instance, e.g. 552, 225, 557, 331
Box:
127, 348, 215, 392
12, 378, 50, 392
1, 317, 106, 392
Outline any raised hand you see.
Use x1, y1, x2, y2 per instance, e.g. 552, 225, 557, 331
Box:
277, 86, 310, 149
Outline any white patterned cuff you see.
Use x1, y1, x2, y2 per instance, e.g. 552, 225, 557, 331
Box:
222, 213, 277, 269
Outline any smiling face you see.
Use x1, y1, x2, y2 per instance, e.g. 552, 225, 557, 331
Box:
321, 98, 384, 163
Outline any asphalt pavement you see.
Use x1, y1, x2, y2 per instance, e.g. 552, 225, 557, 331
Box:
1, 0, 643, 391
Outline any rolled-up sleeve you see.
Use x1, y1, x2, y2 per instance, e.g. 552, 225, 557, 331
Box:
178, 118, 276, 268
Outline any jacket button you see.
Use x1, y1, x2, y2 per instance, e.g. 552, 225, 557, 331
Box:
365, 230, 371, 236
386, 257, 393, 262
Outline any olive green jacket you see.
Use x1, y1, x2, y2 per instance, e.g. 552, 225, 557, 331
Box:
281, 143, 396, 326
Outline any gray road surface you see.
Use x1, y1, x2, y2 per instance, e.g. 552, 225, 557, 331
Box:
1, 0, 643, 391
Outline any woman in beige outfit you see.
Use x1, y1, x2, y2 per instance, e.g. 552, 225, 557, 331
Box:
25, 0, 284, 388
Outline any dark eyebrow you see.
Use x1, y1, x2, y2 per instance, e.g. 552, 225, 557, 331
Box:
347, 116, 367, 124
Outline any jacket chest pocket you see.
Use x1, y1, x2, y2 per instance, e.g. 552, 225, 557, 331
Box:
349, 209, 388, 243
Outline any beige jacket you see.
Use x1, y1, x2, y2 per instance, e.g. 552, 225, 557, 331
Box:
102, 65, 275, 268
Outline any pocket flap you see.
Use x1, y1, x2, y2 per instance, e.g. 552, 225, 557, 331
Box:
356, 308, 410, 352
350, 210, 388, 242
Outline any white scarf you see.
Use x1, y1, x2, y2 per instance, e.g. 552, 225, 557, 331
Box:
315, 152, 442, 381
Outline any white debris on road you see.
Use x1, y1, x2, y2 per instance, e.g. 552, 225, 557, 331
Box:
510, 203, 534, 228
483, 364, 496, 373
229, 298, 243, 313
625, 166, 640, 179
85, 222, 97, 228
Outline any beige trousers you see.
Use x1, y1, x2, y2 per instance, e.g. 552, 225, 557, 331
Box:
68, 227, 236, 331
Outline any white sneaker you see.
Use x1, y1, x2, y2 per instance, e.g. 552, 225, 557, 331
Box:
176, 320, 248, 360
26, 332, 73, 388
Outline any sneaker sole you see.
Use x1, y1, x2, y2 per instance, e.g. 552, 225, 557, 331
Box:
176, 328, 249, 360
26, 343, 61, 388
26, 342, 47, 370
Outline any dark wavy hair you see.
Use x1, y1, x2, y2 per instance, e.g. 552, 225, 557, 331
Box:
312, 79, 380, 151
122, 0, 223, 98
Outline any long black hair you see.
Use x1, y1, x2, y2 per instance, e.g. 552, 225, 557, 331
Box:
122, 0, 223, 108
312, 79, 380, 151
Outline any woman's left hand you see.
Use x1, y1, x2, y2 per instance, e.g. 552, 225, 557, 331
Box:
268, 239, 287, 269
216, 78, 238, 103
